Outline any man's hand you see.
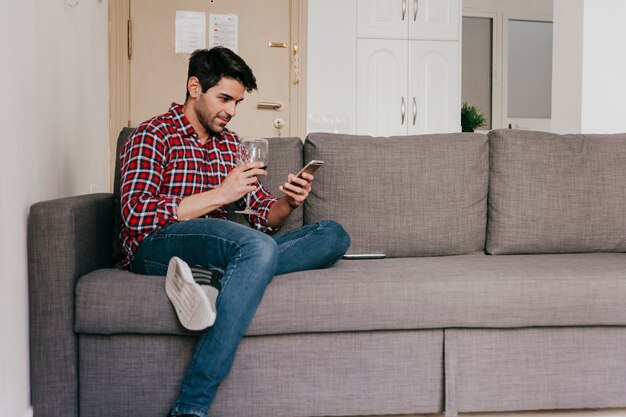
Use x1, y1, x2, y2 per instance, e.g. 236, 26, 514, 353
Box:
176, 162, 266, 220
218, 162, 267, 204
279, 172, 313, 208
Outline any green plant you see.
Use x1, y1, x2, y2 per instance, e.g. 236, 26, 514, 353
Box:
461, 102, 486, 132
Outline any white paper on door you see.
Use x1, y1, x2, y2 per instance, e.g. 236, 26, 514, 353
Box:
209, 14, 238, 53
175, 11, 207, 54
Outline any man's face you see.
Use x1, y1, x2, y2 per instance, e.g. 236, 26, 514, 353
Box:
194, 77, 245, 134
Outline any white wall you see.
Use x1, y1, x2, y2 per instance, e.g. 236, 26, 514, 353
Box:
580, 0, 626, 133
0, 1, 110, 416
551, 0, 584, 134
552, 0, 626, 134
307, 0, 357, 134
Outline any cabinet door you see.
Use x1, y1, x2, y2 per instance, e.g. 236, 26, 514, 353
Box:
357, 0, 407, 39
408, 41, 460, 134
408, 0, 459, 41
357, 39, 408, 136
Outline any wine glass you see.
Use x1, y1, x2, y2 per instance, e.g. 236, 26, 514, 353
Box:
235, 137, 269, 216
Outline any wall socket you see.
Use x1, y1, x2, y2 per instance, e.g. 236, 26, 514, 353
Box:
89, 184, 101, 194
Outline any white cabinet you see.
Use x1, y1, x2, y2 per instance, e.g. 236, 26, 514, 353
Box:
357, 0, 407, 39
358, 0, 460, 41
357, 39, 459, 136
408, 41, 459, 134
409, 0, 459, 40
355, 0, 460, 136
356, 40, 407, 136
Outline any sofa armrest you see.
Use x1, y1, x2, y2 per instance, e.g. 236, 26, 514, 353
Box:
28, 193, 115, 417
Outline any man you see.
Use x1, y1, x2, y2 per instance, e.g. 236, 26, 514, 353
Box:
118, 46, 350, 417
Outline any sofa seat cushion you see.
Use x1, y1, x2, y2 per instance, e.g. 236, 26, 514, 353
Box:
75, 253, 626, 336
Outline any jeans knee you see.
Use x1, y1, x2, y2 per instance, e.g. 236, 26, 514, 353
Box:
241, 231, 279, 272
320, 220, 351, 255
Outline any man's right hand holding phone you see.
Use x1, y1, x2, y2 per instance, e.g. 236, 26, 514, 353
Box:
279, 172, 313, 209
278, 160, 324, 209
267, 160, 324, 228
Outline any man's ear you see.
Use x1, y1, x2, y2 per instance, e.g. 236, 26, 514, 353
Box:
187, 77, 201, 98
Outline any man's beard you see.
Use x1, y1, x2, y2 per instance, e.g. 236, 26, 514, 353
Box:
195, 100, 231, 134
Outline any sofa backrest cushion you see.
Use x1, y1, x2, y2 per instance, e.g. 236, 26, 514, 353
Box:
113, 130, 304, 262
487, 129, 626, 254
303, 132, 489, 257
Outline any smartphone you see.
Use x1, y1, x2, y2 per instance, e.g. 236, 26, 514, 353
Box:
342, 254, 386, 260
294, 160, 324, 179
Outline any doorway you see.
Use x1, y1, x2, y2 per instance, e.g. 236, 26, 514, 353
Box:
461, 1, 553, 131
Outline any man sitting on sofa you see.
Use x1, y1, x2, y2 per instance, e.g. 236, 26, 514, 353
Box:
118, 46, 350, 417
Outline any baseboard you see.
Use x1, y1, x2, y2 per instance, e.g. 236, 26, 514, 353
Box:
454, 409, 626, 417
21, 407, 33, 417
383, 409, 626, 417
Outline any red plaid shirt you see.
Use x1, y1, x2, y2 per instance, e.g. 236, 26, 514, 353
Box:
119, 103, 276, 268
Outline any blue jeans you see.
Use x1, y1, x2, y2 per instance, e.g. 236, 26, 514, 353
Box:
129, 218, 350, 417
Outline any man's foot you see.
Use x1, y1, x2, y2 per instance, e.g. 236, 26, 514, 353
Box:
165, 256, 216, 331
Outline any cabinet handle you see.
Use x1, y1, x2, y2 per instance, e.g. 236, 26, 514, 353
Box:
414, 0, 418, 21
401, 97, 406, 125
402, 0, 406, 21
412, 97, 417, 125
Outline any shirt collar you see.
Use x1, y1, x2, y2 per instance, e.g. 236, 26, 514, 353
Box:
169, 102, 199, 139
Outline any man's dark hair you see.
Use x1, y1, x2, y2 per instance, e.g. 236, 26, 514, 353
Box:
186, 47, 257, 100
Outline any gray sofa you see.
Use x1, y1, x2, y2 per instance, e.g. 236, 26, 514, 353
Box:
28, 128, 626, 417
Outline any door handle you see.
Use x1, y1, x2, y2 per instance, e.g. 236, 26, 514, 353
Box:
412, 97, 417, 125
402, 0, 406, 21
414, 0, 418, 21
401, 97, 406, 125
257, 101, 284, 111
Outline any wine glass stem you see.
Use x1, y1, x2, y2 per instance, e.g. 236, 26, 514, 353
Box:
246, 192, 251, 211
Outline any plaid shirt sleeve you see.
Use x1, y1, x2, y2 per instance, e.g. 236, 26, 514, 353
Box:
119, 128, 181, 239
244, 181, 277, 232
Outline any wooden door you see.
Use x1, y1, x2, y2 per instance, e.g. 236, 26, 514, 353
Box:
129, 0, 298, 138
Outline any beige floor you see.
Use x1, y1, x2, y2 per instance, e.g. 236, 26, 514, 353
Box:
350, 409, 626, 417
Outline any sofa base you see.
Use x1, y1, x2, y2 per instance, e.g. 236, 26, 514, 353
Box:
444, 327, 626, 417
79, 330, 443, 417
79, 326, 626, 417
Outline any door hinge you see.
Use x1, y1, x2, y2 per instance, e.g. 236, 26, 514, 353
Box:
127, 19, 132, 60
